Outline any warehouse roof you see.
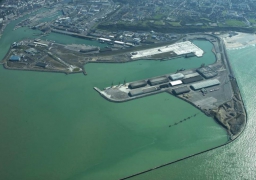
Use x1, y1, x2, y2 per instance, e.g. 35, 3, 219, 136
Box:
129, 89, 143, 96
25, 48, 38, 54
129, 80, 147, 89
36, 62, 47, 68
129, 86, 159, 96
148, 76, 168, 83
197, 66, 218, 79
169, 73, 184, 80
170, 80, 182, 86
182, 75, 203, 84
184, 72, 199, 79
9, 55, 20, 61
190, 79, 220, 90
172, 86, 190, 95
148, 76, 169, 86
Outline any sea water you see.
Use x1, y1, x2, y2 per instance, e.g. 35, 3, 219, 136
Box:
0, 12, 231, 180
131, 45, 256, 180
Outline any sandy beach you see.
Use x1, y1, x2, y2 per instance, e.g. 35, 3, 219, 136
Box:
220, 32, 256, 49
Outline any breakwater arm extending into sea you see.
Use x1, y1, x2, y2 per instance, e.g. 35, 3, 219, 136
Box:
93, 34, 247, 179
110, 34, 247, 180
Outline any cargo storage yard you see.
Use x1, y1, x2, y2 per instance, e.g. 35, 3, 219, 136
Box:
95, 34, 246, 139
130, 41, 204, 59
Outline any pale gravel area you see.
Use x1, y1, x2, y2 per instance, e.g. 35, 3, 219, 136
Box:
100, 91, 111, 98
220, 32, 256, 49
118, 85, 130, 93
131, 41, 204, 59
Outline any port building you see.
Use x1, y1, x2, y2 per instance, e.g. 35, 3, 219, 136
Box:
114, 41, 125, 45
197, 66, 218, 79
190, 79, 220, 90
129, 86, 160, 96
129, 80, 147, 89
98, 38, 111, 42
148, 76, 169, 86
169, 73, 184, 81
9, 55, 21, 61
184, 72, 199, 79
33, 42, 48, 47
159, 83, 169, 89
170, 80, 183, 86
35, 62, 47, 68
172, 86, 190, 95
25, 48, 38, 54
182, 75, 203, 84
80, 47, 99, 53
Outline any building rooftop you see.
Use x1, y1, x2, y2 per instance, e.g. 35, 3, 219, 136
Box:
9, 55, 20, 61
169, 73, 184, 80
191, 79, 220, 90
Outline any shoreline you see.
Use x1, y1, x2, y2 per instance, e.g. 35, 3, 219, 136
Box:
220, 32, 256, 50
0, 7, 43, 40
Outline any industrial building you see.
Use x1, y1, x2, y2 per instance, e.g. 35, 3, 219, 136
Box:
80, 48, 99, 53
114, 41, 125, 45
182, 75, 203, 84
33, 42, 48, 47
148, 76, 169, 86
197, 66, 218, 79
9, 55, 21, 61
129, 89, 143, 96
190, 79, 220, 90
169, 73, 184, 81
172, 86, 190, 95
129, 86, 160, 96
159, 83, 169, 89
35, 62, 47, 68
98, 37, 111, 42
143, 86, 160, 93
25, 48, 38, 54
129, 80, 147, 89
170, 80, 183, 86
184, 72, 199, 79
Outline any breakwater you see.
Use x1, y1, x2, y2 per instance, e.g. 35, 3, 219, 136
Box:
168, 113, 199, 127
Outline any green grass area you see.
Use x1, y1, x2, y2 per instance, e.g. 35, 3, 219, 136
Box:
153, 14, 164, 20
141, 20, 149, 27
116, 21, 127, 26
225, 19, 245, 27
154, 20, 165, 25
249, 19, 256, 24
222, 11, 227, 16
73, 67, 80, 72
218, 23, 226, 27
168, 21, 181, 26
200, 18, 211, 22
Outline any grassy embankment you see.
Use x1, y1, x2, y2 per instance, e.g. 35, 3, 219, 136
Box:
97, 21, 255, 33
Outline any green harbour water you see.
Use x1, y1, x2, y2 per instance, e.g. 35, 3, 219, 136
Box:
1, 11, 250, 180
